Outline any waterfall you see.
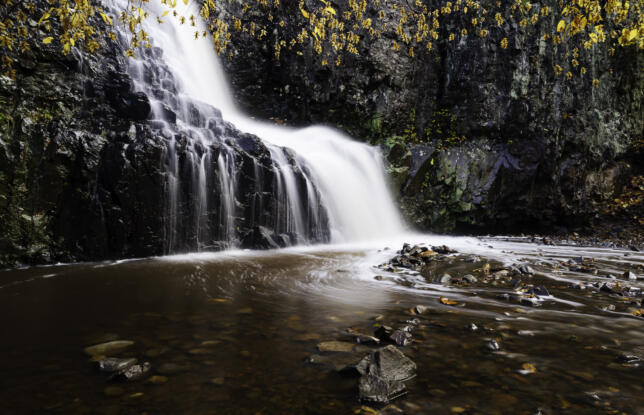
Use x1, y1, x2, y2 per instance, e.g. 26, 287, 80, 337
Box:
114, 0, 405, 251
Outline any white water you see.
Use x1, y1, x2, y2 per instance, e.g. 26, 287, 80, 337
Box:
130, 1, 405, 244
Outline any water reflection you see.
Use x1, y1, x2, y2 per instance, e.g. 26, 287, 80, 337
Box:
0, 239, 643, 414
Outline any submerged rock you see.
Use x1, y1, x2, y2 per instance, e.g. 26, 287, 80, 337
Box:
145, 375, 168, 385
83, 340, 134, 357
317, 341, 361, 353
157, 362, 190, 374
110, 362, 151, 382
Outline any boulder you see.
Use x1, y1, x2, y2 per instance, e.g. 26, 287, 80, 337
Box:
355, 345, 417, 403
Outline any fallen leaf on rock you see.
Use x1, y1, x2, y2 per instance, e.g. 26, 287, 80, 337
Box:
440, 297, 459, 305
519, 363, 537, 374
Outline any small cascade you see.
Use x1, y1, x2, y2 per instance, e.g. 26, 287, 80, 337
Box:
110, 0, 405, 253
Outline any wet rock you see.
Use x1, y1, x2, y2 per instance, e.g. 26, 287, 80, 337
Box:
520, 297, 541, 307
83, 340, 134, 357
356, 345, 416, 404
95, 357, 137, 373
359, 375, 407, 404
439, 274, 452, 284
616, 354, 641, 366
345, 330, 381, 345
317, 341, 359, 353
600, 283, 618, 295
462, 274, 477, 284
144, 347, 170, 358
240, 226, 280, 249
528, 286, 550, 297
389, 330, 412, 347
623, 271, 638, 280
308, 353, 363, 373
110, 362, 151, 382
519, 265, 535, 275
374, 325, 395, 341
414, 305, 430, 314
355, 334, 381, 345
486, 339, 500, 351
145, 375, 168, 385
432, 245, 455, 254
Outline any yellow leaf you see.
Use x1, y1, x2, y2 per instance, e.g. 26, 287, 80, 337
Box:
440, 297, 458, 305
162, 10, 169, 17
557, 20, 566, 32
521, 362, 537, 373
42, 37, 54, 44
100, 12, 113, 26
38, 12, 50, 26
300, 8, 309, 19
627, 29, 637, 42
183, 0, 189, 5
323, 6, 336, 16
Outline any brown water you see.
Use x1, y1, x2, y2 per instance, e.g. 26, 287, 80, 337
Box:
1, 238, 643, 414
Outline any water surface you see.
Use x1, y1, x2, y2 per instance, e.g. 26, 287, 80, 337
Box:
1, 237, 643, 414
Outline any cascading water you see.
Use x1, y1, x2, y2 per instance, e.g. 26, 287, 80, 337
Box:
113, 0, 405, 252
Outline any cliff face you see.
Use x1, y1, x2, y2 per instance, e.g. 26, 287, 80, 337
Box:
0, 5, 330, 267
217, 0, 643, 233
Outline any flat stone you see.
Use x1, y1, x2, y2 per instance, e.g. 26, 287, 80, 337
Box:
317, 341, 358, 353
84, 340, 134, 357
307, 353, 363, 372
144, 347, 170, 358
145, 375, 168, 385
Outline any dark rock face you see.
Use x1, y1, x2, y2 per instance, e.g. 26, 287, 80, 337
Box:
216, 0, 643, 234
0, 3, 330, 267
